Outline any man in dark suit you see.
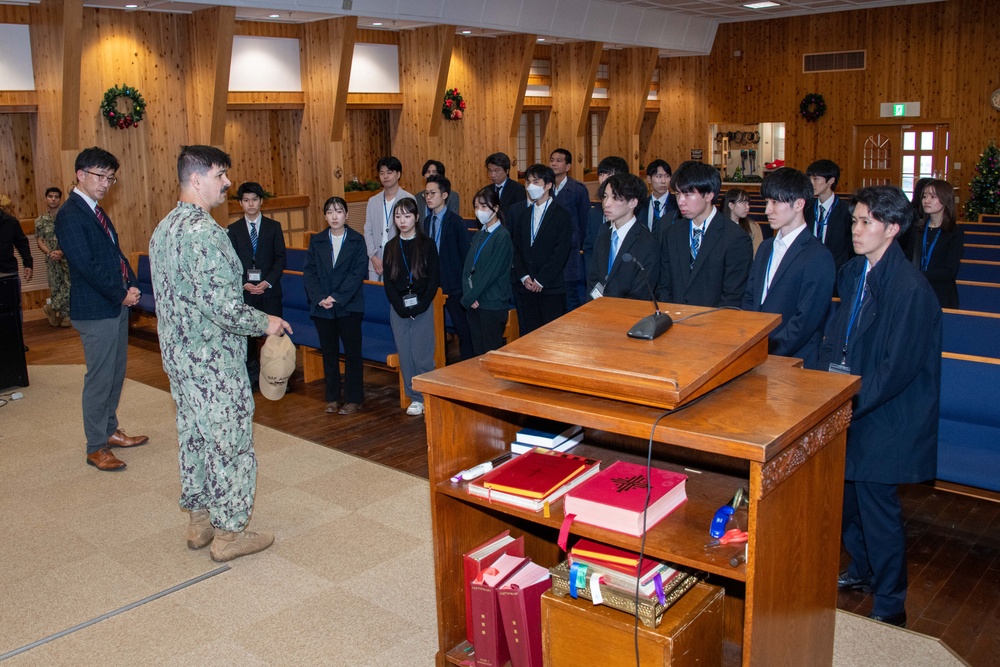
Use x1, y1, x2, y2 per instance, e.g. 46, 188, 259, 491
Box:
806, 159, 854, 271
485, 152, 526, 219
56, 146, 148, 471
583, 156, 628, 279
423, 175, 473, 359
636, 159, 680, 236
741, 168, 835, 367
422, 160, 461, 216
549, 148, 590, 310
816, 186, 941, 628
510, 163, 573, 333
227, 182, 286, 390
656, 161, 751, 307
588, 173, 660, 301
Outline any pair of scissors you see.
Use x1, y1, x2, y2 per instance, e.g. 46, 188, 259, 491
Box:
705, 528, 749, 548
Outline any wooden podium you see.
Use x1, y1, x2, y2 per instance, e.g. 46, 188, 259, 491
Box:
415, 299, 860, 666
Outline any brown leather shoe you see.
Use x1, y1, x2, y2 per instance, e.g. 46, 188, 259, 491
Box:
86, 448, 126, 471
107, 429, 149, 448
338, 402, 362, 415
324, 401, 342, 413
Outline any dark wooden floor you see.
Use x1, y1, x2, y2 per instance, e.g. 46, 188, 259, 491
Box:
20, 318, 1000, 666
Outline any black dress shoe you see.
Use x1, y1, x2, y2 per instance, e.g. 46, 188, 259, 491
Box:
868, 611, 906, 627
837, 571, 872, 592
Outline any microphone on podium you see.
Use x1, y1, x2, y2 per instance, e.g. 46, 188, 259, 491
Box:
621, 253, 673, 340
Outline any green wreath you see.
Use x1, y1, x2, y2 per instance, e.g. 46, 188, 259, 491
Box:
101, 84, 146, 129
800, 93, 826, 123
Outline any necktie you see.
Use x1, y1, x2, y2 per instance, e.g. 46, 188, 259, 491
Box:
690, 226, 703, 269
815, 205, 827, 242
608, 229, 619, 275
250, 221, 259, 254
652, 200, 662, 227
431, 214, 441, 249
95, 205, 127, 281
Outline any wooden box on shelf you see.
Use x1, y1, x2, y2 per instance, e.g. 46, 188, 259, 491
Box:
541, 583, 724, 667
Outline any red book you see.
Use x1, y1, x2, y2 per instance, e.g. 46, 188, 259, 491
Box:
563, 461, 687, 536
481, 449, 597, 499
471, 553, 528, 667
569, 539, 662, 578
496, 561, 550, 667
463, 531, 524, 644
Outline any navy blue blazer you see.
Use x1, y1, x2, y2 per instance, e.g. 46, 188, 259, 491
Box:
227, 215, 286, 315
816, 242, 941, 484
55, 191, 137, 320
806, 194, 854, 271
510, 199, 573, 295
637, 206, 680, 240
553, 177, 590, 283
493, 178, 527, 220
423, 208, 470, 297
587, 220, 660, 301
656, 212, 752, 308
741, 228, 835, 366
583, 208, 607, 280
303, 227, 367, 319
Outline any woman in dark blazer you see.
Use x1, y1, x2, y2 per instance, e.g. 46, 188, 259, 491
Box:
910, 179, 964, 309
303, 197, 368, 415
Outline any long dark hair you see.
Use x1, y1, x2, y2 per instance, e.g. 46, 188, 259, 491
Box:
921, 179, 957, 232
383, 197, 429, 281
722, 188, 753, 237
472, 186, 506, 226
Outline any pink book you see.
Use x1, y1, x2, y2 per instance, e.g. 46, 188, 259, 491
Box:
563, 461, 687, 536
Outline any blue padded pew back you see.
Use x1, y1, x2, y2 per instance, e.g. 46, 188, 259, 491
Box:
357, 281, 398, 364
958, 261, 1000, 283
961, 221, 1000, 233
278, 271, 321, 350
977, 214, 1000, 223
285, 247, 308, 273
938, 356, 1000, 492
964, 245, 1000, 262
134, 253, 156, 315
942, 310, 1000, 358
956, 282, 1000, 314
965, 232, 1000, 247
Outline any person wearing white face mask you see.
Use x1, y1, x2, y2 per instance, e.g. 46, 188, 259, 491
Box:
461, 186, 514, 356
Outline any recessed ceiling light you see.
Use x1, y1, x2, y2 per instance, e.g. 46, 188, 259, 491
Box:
269, 14, 279, 18
461, 30, 472, 35
372, 22, 383, 26
125, 3, 138, 7
537, 38, 545, 42
743, 1, 780, 8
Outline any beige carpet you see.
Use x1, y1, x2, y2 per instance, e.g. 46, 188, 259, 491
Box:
0, 366, 966, 666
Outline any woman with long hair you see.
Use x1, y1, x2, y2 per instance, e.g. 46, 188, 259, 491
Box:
910, 179, 964, 308
382, 197, 440, 416
461, 186, 513, 356
722, 188, 762, 256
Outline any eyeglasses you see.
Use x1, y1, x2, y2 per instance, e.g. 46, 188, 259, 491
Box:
83, 170, 118, 185
420, 190, 441, 198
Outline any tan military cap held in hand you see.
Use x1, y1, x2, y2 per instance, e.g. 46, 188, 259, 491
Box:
259, 334, 296, 401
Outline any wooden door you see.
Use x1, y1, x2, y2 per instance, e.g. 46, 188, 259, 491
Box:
900, 123, 950, 198
852, 124, 900, 190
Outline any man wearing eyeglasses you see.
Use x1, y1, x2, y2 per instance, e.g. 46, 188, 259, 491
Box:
56, 147, 148, 472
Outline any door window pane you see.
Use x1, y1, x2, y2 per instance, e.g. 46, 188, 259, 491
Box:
921, 131, 934, 150
920, 156, 933, 176
903, 132, 916, 150
902, 155, 915, 173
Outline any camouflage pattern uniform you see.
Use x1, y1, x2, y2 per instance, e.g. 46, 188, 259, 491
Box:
34, 211, 71, 316
149, 202, 270, 533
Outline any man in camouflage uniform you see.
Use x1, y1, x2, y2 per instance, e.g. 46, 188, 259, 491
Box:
149, 145, 292, 563
34, 187, 70, 326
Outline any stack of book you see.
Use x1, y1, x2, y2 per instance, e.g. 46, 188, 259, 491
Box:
466, 449, 601, 512
568, 539, 684, 600
510, 424, 584, 455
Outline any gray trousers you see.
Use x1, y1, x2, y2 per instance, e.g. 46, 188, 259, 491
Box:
73, 306, 130, 454
389, 308, 435, 403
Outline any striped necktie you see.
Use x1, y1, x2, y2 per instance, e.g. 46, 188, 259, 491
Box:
250, 220, 259, 254
691, 226, 704, 269
95, 205, 127, 281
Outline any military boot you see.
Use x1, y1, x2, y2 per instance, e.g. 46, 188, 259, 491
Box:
210, 529, 274, 562
187, 509, 215, 549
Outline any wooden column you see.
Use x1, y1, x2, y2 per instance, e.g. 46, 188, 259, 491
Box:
547, 42, 601, 171
601, 48, 658, 174
186, 6, 236, 148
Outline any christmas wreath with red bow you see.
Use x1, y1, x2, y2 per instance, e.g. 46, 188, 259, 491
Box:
442, 88, 466, 120
799, 93, 826, 123
101, 84, 146, 129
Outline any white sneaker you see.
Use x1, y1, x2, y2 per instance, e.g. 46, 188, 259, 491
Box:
406, 401, 425, 416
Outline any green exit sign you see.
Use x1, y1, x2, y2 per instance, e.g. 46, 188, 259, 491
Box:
893, 104, 905, 117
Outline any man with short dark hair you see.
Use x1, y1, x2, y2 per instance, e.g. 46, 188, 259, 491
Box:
484, 152, 526, 218
151, 145, 292, 562
816, 185, 941, 629
364, 156, 414, 280
509, 164, 573, 333
656, 160, 751, 307
806, 159, 854, 270
583, 156, 629, 277
423, 175, 473, 359
56, 147, 148, 472
549, 148, 589, 309
35, 187, 69, 327
742, 167, 834, 366
227, 182, 286, 391
587, 173, 659, 301
638, 159, 679, 234
422, 160, 460, 216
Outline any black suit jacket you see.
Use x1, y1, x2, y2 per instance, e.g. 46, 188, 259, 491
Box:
227, 215, 286, 315
637, 205, 680, 240
741, 228, 835, 366
423, 208, 471, 296
805, 194, 854, 271
55, 191, 137, 320
494, 178, 527, 220
588, 220, 660, 301
303, 227, 367, 318
510, 199, 573, 294
656, 211, 752, 308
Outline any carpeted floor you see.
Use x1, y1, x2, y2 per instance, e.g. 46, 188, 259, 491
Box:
0, 366, 966, 666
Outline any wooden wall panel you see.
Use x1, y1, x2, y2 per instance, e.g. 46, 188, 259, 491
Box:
343, 109, 392, 183
186, 6, 236, 146
601, 48, 658, 174
643, 55, 711, 172
0, 4, 29, 22
547, 42, 602, 176
234, 21, 301, 38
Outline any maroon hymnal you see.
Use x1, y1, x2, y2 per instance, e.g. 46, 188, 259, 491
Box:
463, 531, 524, 644
563, 461, 687, 536
481, 449, 597, 499
496, 561, 550, 667
471, 553, 528, 667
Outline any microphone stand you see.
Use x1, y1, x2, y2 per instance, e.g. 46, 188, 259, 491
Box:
621, 253, 673, 339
